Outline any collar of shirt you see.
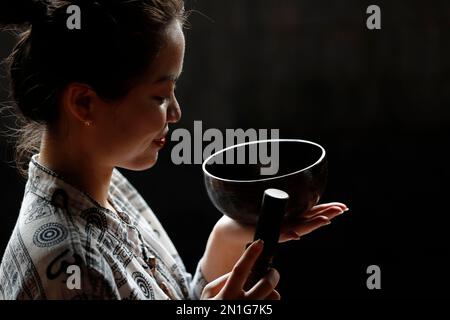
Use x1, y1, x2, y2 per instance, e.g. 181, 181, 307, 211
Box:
24, 154, 191, 299
27, 154, 127, 219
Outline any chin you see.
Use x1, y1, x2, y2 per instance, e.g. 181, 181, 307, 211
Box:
121, 150, 159, 171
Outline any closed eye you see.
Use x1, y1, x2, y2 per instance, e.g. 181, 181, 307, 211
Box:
153, 96, 168, 104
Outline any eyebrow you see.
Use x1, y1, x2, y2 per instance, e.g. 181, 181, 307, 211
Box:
154, 71, 183, 84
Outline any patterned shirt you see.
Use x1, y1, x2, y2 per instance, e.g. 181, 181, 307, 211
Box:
0, 154, 208, 300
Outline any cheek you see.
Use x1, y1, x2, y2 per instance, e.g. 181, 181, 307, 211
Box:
121, 105, 166, 140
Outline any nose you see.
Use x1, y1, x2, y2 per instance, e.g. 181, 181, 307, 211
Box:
167, 96, 181, 124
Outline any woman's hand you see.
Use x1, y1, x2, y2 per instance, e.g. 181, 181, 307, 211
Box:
200, 201, 349, 286
214, 202, 349, 245
279, 202, 349, 242
201, 240, 280, 300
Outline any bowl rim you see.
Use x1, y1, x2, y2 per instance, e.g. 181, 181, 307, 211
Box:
202, 138, 326, 183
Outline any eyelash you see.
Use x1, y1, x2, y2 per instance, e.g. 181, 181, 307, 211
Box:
154, 86, 176, 105
154, 96, 168, 104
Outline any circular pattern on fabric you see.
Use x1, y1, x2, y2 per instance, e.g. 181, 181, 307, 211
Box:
33, 223, 68, 247
80, 208, 107, 241
132, 271, 154, 299
81, 208, 107, 231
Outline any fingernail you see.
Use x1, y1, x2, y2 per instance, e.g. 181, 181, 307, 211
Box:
254, 239, 264, 248
324, 220, 331, 225
343, 208, 349, 212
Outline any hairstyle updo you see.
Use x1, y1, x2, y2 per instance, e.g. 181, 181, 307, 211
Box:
0, 0, 186, 177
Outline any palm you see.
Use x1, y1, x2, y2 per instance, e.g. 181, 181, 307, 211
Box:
215, 202, 349, 245
279, 202, 348, 242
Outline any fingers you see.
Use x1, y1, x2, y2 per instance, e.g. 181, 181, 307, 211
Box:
303, 202, 348, 218
223, 239, 264, 294
265, 289, 281, 300
312, 202, 348, 212
291, 215, 331, 237
306, 206, 345, 220
283, 206, 341, 230
201, 272, 230, 299
281, 202, 349, 242
245, 268, 280, 300
203, 241, 282, 300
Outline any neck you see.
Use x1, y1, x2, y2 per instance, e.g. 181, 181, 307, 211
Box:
38, 128, 113, 209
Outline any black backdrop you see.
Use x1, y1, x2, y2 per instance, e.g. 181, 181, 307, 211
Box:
1, 0, 449, 299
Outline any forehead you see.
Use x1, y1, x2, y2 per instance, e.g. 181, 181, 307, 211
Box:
147, 21, 185, 83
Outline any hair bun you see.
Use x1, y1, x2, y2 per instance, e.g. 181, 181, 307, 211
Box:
0, 0, 49, 26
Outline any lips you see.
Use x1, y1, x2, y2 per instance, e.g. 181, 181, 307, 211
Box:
152, 136, 166, 147
152, 128, 169, 148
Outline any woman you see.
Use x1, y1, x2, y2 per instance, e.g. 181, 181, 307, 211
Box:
0, 0, 348, 300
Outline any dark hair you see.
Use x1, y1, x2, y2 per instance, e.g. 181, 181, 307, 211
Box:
0, 0, 187, 177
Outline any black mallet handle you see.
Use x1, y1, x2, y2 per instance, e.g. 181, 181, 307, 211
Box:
244, 188, 289, 291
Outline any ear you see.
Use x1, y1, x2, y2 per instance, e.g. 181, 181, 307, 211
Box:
60, 83, 97, 125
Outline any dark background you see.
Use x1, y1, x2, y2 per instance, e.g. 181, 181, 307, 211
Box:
1, 0, 449, 299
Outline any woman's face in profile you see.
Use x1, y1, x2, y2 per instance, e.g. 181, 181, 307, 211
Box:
90, 20, 185, 171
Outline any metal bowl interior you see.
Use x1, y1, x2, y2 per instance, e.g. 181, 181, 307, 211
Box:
202, 139, 328, 225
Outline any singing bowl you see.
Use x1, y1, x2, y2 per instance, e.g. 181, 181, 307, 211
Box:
202, 139, 328, 225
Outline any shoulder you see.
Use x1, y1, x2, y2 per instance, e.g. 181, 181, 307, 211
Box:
0, 193, 119, 300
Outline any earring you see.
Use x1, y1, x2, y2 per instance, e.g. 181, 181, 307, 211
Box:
84, 121, 91, 127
